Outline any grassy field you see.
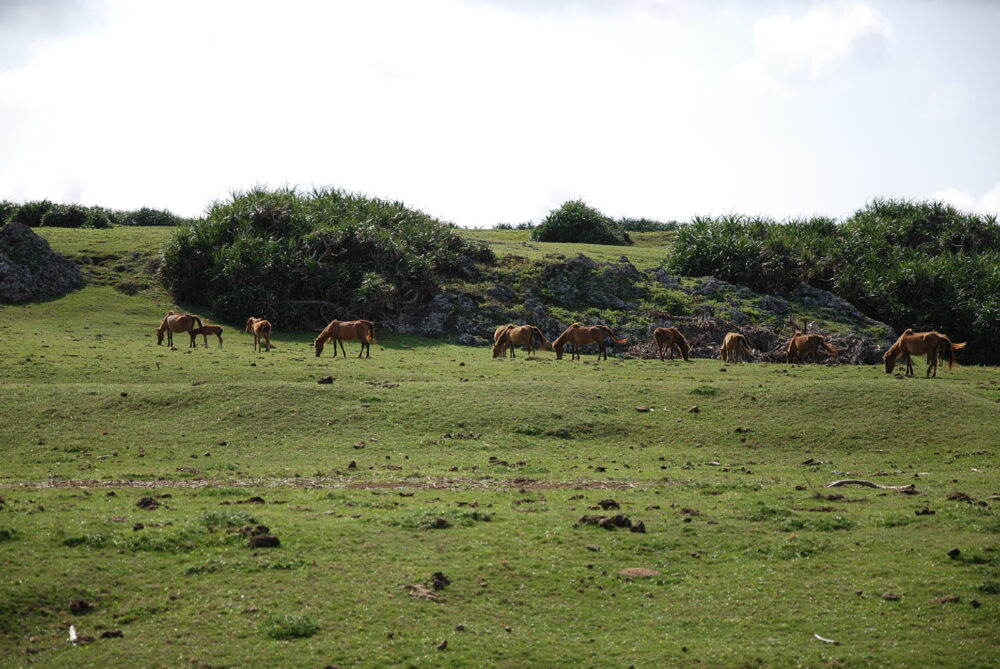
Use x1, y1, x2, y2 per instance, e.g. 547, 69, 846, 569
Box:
459, 229, 675, 269
0, 227, 997, 668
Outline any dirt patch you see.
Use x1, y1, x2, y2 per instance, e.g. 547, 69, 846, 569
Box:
4, 476, 675, 492
619, 568, 660, 578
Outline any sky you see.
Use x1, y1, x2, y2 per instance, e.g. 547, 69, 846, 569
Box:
1, 0, 998, 227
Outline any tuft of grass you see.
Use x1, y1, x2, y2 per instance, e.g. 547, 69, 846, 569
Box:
262, 613, 320, 640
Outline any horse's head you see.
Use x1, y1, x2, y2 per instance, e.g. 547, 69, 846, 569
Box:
314, 337, 324, 357
492, 339, 506, 358
156, 329, 164, 345
883, 349, 896, 373
554, 342, 564, 359
245, 318, 255, 333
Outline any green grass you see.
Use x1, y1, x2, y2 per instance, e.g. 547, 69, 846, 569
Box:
0, 227, 997, 667
461, 228, 675, 269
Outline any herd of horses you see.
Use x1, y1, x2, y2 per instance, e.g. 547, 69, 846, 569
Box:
156, 311, 967, 377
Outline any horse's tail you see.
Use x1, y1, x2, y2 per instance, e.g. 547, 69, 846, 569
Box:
939, 335, 965, 370
740, 335, 754, 356
365, 320, 377, 344
822, 339, 839, 359
600, 325, 627, 344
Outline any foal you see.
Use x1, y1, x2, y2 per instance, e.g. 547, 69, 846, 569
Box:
190, 325, 224, 348
245, 317, 272, 352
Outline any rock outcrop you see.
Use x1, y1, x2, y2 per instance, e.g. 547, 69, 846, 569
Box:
0, 222, 83, 303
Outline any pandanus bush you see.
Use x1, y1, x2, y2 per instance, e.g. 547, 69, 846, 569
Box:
665, 199, 1000, 363
160, 186, 495, 326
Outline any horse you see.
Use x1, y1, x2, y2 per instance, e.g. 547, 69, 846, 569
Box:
883, 329, 966, 378
190, 325, 224, 348
493, 324, 550, 358
785, 331, 838, 364
245, 317, 272, 352
720, 332, 753, 363
315, 319, 376, 358
652, 326, 690, 361
553, 323, 628, 361
156, 311, 202, 347
492, 324, 515, 358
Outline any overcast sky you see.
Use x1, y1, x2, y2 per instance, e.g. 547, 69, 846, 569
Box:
1, 0, 998, 226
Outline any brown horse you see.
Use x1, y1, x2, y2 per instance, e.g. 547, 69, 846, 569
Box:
315, 319, 376, 358
493, 324, 551, 358
553, 323, 628, 361
156, 311, 202, 347
652, 326, 690, 361
492, 324, 515, 358
245, 317, 272, 352
191, 325, 224, 348
785, 332, 838, 364
883, 329, 966, 378
721, 332, 753, 363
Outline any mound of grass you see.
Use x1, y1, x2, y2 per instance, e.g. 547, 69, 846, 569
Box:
262, 613, 320, 640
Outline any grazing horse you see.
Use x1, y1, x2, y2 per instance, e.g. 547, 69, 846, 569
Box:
553, 323, 628, 361
652, 326, 690, 361
720, 332, 753, 363
785, 332, 838, 364
156, 311, 202, 347
245, 317, 272, 352
492, 324, 515, 358
190, 325, 224, 348
493, 324, 551, 358
315, 319, 376, 358
883, 329, 966, 378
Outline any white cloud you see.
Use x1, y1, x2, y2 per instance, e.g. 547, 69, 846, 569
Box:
739, 1, 892, 89
930, 181, 1000, 215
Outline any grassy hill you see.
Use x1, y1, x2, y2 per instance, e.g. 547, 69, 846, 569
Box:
0, 226, 996, 667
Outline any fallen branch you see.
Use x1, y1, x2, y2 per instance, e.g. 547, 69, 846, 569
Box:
825, 479, 916, 492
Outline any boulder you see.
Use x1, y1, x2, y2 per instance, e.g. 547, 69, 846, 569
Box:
0, 222, 82, 303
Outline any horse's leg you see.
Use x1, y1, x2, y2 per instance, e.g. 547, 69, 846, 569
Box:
928, 349, 937, 378
218, 334, 223, 348
338, 339, 347, 357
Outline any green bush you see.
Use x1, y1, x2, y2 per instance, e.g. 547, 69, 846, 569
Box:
665, 199, 1000, 363
0, 200, 15, 224
160, 186, 495, 326
617, 217, 679, 232
531, 200, 632, 246
119, 207, 183, 226
7, 200, 55, 227
39, 204, 112, 229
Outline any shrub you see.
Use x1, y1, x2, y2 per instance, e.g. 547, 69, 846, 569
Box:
665, 199, 1000, 363
0, 200, 15, 223
160, 186, 495, 326
531, 200, 632, 246
617, 217, 679, 232
120, 207, 183, 226
7, 200, 55, 227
